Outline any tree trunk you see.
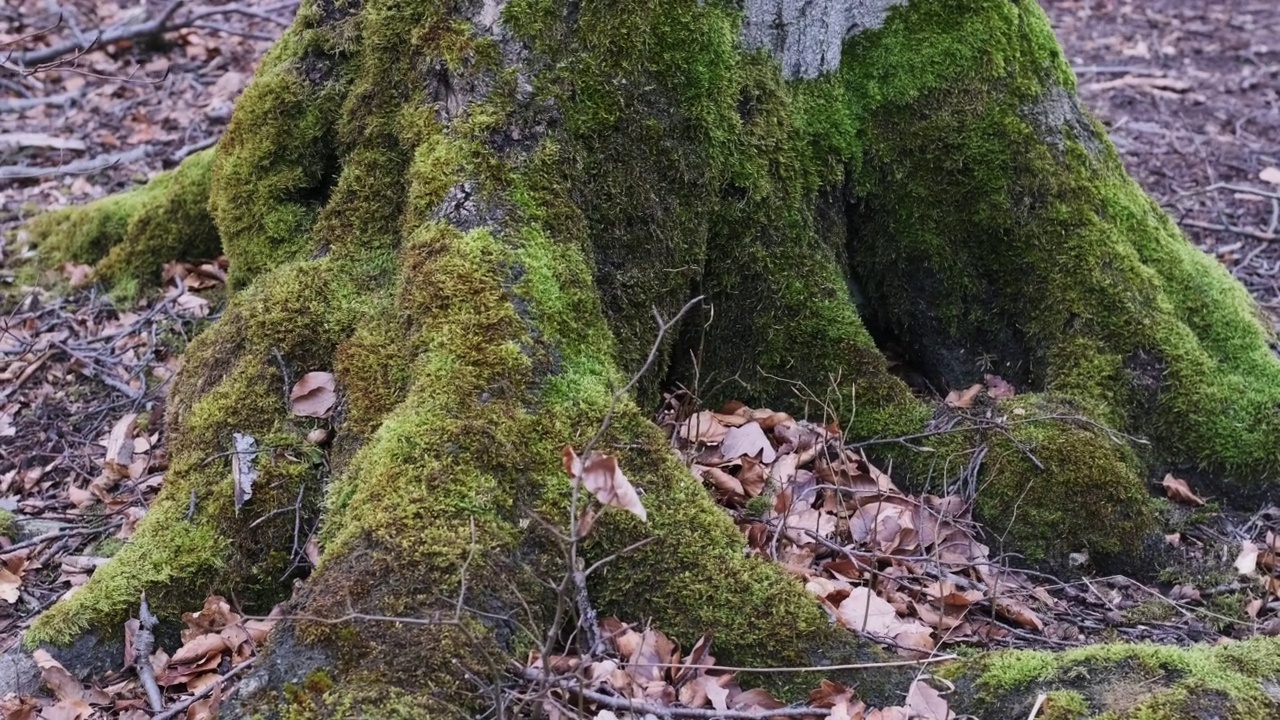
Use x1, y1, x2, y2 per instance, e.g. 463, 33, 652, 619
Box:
24, 0, 1280, 716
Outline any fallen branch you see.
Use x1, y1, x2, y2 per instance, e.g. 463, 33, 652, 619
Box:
12, 1, 185, 68
133, 594, 165, 713
1179, 218, 1277, 242
0, 145, 149, 181
11, 2, 299, 69
519, 668, 827, 719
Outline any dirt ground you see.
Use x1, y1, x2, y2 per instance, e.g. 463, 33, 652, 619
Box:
1046, 0, 1280, 319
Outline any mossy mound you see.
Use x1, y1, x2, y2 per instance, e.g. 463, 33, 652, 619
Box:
951, 638, 1280, 718
28, 149, 219, 290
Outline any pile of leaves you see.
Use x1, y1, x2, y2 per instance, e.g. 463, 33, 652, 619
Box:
517, 618, 954, 720
2, 595, 277, 720
660, 398, 1062, 655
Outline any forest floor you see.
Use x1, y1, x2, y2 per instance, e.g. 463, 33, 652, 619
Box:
0, 0, 1277, 718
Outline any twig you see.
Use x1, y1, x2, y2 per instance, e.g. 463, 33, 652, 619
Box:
1026, 692, 1047, 720
1178, 218, 1277, 242
1171, 183, 1280, 202
13, 1, 185, 68
0, 145, 149, 181
0, 89, 80, 112
133, 593, 165, 713
1, 521, 122, 553
171, 134, 218, 163
520, 668, 826, 719
582, 295, 705, 456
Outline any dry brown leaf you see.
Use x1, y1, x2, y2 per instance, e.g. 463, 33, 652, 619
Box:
289, 372, 337, 418
186, 684, 221, 720
103, 413, 137, 479
563, 448, 647, 522
31, 651, 84, 703
1161, 473, 1204, 506
905, 680, 954, 720
993, 597, 1044, 631
944, 384, 983, 408
718, 422, 776, 463
36, 699, 90, 720
0, 566, 22, 604
61, 264, 93, 288
1234, 541, 1260, 575
170, 633, 230, 666
0, 694, 37, 720
678, 411, 729, 445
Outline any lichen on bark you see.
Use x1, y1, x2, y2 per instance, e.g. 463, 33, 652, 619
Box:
22, 0, 1280, 715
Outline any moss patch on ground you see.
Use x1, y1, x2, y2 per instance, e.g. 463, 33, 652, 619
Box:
27, 149, 219, 292
953, 638, 1280, 718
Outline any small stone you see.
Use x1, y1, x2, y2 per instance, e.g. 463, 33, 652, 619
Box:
307, 428, 332, 446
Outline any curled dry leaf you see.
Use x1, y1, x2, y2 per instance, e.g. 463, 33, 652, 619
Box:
562, 447, 647, 522
944, 383, 983, 409
718, 422, 776, 464
1161, 473, 1205, 507
289, 371, 337, 418
103, 413, 138, 480
905, 679, 955, 720
678, 411, 730, 445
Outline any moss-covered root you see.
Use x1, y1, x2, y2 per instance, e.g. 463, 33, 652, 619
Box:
27, 149, 220, 291
836, 0, 1280, 488
950, 638, 1280, 718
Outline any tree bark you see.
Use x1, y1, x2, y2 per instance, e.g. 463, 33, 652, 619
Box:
23, 0, 1280, 716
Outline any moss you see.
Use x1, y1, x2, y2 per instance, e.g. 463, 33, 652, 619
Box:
31, 0, 1280, 713
27, 149, 220, 292
959, 639, 1280, 718
0, 509, 16, 539
835, 0, 1280, 492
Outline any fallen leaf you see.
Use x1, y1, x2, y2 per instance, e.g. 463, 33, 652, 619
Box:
718, 422, 776, 464
61, 264, 93, 288
1260, 166, 1280, 185
1161, 473, 1204, 506
563, 448, 647, 522
905, 679, 954, 720
983, 374, 1016, 399
678, 412, 729, 445
1234, 541, 1260, 575
0, 566, 21, 603
103, 413, 138, 479
290, 372, 337, 418
944, 384, 983, 408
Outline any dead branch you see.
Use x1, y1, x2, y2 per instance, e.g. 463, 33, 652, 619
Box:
133, 593, 165, 713
0, 145, 149, 181
9, 2, 299, 69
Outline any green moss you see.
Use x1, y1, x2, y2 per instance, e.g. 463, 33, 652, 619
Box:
0, 509, 16, 539
32, 0, 1280, 714
27, 149, 220, 292
834, 0, 1280, 492
961, 639, 1280, 718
